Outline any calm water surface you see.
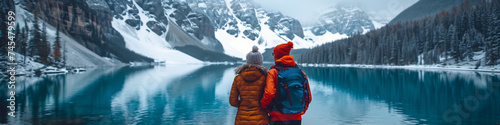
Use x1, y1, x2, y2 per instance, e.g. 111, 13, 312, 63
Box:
0, 64, 499, 125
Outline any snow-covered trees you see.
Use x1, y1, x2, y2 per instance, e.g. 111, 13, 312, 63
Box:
448, 25, 459, 63
298, 0, 500, 66
485, 12, 500, 65
21, 13, 60, 66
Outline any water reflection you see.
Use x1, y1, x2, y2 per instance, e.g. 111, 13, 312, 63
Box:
110, 65, 236, 125
0, 66, 151, 124
302, 67, 500, 124
0, 65, 499, 125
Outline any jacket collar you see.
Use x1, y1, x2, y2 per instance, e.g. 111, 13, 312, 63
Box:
274, 55, 296, 67
235, 64, 268, 75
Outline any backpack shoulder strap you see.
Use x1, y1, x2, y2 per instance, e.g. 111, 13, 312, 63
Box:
268, 65, 283, 110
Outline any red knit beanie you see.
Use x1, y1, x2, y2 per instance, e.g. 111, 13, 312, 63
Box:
273, 41, 294, 59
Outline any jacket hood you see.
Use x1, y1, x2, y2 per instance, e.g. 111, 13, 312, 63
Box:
275, 55, 296, 67
235, 64, 268, 82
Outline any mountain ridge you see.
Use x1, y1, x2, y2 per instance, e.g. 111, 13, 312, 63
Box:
389, 0, 466, 24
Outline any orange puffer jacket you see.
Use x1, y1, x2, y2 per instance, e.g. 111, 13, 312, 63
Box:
230, 64, 270, 125
260, 55, 312, 121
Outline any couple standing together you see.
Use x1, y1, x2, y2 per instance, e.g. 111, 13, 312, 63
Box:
230, 42, 312, 125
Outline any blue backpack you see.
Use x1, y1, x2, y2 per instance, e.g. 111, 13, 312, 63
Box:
274, 65, 309, 114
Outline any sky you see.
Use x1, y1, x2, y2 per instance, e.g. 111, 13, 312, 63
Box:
252, 0, 419, 24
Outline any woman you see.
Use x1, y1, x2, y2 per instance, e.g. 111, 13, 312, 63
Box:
230, 46, 269, 125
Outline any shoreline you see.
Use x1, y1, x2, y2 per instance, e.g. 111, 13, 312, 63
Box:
298, 63, 500, 74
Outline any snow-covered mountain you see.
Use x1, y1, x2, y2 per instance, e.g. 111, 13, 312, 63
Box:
14, 0, 377, 63
180, 0, 316, 58
87, 0, 317, 60
302, 7, 375, 45
306, 7, 375, 35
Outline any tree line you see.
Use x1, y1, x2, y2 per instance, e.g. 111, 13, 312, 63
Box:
13, 12, 64, 67
298, 0, 500, 66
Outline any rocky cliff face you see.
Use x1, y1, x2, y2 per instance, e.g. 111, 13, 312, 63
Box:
20, 0, 153, 62
105, 0, 168, 36
266, 11, 305, 40
163, 0, 224, 52
24, 0, 105, 51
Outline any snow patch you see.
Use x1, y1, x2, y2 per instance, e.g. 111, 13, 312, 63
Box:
216, 29, 257, 59
303, 29, 349, 45
372, 20, 385, 29
198, 3, 207, 8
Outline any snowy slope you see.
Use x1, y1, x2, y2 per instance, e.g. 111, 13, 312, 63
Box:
215, 29, 257, 59
111, 0, 202, 64
372, 20, 385, 29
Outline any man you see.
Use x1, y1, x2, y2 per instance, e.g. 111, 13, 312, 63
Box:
261, 41, 312, 125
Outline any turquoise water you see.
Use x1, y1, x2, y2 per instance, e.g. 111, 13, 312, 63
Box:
1, 65, 499, 125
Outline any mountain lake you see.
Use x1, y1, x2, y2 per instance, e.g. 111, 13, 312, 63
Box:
1, 64, 499, 125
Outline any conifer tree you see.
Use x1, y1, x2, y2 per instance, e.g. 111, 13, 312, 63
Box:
31, 12, 41, 57
53, 25, 62, 63
0, 10, 8, 56
38, 23, 51, 65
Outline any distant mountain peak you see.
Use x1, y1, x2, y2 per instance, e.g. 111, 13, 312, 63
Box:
306, 6, 375, 36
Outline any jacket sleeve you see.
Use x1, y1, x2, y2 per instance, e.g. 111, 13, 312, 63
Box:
261, 69, 277, 108
229, 76, 241, 107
